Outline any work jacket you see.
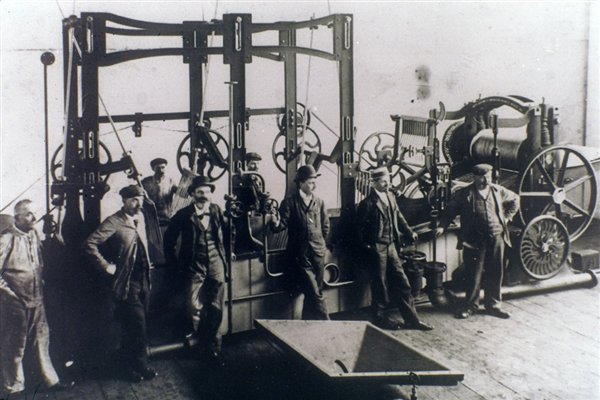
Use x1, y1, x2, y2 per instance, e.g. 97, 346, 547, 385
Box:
83, 210, 152, 300
0, 225, 44, 307
356, 189, 415, 248
272, 192, 330, 258
440, 183, 519, 248
163, 203, 232, 274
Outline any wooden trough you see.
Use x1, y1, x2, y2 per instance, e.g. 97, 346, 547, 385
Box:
255, 319, 464, 386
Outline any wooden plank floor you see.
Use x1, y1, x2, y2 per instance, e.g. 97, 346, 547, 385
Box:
12, 279, 593, 400
8, 223, 600, 400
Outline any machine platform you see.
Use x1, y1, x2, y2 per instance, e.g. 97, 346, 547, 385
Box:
254, 319, 464, 386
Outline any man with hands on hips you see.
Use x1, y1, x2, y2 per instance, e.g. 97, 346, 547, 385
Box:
83, 185, 158, 382
435, 164, 519, 320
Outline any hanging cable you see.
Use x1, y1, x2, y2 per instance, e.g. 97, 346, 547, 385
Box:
299, 14, 316, 167
0, 175, 45, 214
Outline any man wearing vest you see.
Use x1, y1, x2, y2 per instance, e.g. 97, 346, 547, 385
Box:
436, 163, 519, 319
357, 167, 433, 331
83, 185, 158, 382
270, 165, 330, 320
164, 176, 233, 362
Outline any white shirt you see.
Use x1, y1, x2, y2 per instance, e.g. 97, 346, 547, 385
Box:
194, 203, 211, 230
125, 212, 149, 255
477, 186, 491, 199
375, 189, 390, 207
298, 190, 313, 207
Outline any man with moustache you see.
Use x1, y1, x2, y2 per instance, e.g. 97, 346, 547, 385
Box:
0, 199, 74, 396
270, 165, 330, 320
356, 167, 433, 331
83, 185, 158, 382
436, 163, 519, 320
141, 158, 177, 226
164, 176, 233, 361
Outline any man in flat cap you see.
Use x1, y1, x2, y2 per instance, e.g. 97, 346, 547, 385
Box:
164, 176, 233, 362
0, 199, 74, 397
83, 185, 158, 382
141, 158, 177, 226
356, 167, 433, 331
270, 165, 330, 320
436, 163, 519, 319
245, 152, 262, 173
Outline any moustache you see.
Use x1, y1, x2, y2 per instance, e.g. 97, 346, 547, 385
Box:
198, 196, 209, 202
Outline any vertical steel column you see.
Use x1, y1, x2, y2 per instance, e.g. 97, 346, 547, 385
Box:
223, 14, 251, 335
60, 16, 85, 243
279, 28, 298, 194
183, 21, 206, 165
334, 15, 355, 217
223, 14, 250, 175
80, 13, 104, 231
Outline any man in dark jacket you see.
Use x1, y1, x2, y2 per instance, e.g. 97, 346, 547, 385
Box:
270, 165, 330, 320
436, 164, 519, 319
83, 185, 158, 382
357, 167, 433, 331
164, 176, 232, 360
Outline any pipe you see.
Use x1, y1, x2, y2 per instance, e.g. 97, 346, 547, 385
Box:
444, 270, 598, 304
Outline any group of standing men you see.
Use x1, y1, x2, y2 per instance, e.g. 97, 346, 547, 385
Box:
0, 152, 518, 394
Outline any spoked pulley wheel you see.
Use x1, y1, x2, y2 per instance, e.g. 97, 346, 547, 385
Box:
518, 145, 598, 241
176, 130, 229, 181
50, 141, 113, 182
519, 215, 570, 280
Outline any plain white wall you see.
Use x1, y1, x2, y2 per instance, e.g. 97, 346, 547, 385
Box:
1, 0, 597, 217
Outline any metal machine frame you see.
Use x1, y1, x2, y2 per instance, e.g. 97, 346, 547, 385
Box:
54, 12, 355, 242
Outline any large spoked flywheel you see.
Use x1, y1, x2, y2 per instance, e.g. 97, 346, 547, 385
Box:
519, 215, 570, 280
518, 145, 598, 241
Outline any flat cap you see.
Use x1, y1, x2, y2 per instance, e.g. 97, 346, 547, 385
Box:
188, 175, 215, 194
472, 163, 493, 176
245, 152, 262, 162
119, 184, 145, 199
295, 165, 320, 182
150, 157, 168, 169
370, 166, 390, 181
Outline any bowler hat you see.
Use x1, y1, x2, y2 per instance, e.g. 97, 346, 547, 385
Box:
188, 175, 215, 194
150, 157, 168, 169
245, 152, 262, 162
295, 165, 320, 182
370, 167, 390, 181
472, 163, 493, 176
119, 185, 145, 199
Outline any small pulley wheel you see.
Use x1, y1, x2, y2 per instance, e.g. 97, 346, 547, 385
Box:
50, 141, 113, 182
226, 199, 246, 219
262, 198, 279, 214
519, 215, 570, 280
176, 130, 230, 182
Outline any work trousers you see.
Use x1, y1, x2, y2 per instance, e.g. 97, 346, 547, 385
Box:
292, 250, 329, 321
0, 295, 59, 393
370, 243, 420, 325
114, 276, 149, 372
187, 255, 225, 350
462, 234, 505, 310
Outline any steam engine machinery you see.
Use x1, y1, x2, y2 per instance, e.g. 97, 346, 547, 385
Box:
44, 12, 362, 361
358, 95, 598, 299
35, 10, 598, 365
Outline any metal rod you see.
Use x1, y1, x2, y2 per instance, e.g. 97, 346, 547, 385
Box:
225, 80, 238, 335
41, 52, 56, 215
